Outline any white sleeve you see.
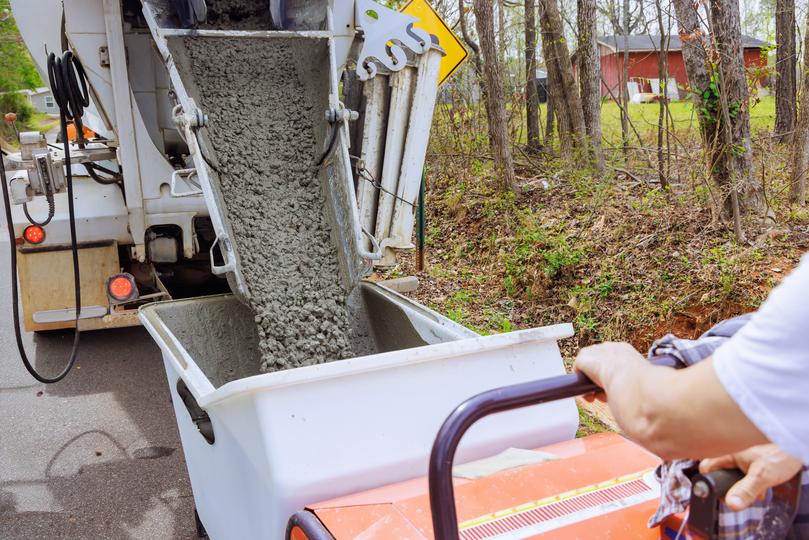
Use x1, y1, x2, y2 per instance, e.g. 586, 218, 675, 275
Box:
712, 254, 809, 464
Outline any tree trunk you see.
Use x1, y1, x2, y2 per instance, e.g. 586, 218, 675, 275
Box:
671, 0, 715, 140
497, 0, 507, 63
458, 0, 488, 107
472, 0, 518, 193
672, 0, 764, 225
525, 0, 541, 151
544, 94, 555, 148
709, 0, 766, 224
655, 0, 670, 189
538, 0, 586, 157
775, 0, 796, 142
790, 11, 809, 204
577, 0, 604, 170
620, 0, 630, 155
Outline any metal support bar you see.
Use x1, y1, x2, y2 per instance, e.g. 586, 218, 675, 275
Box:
103, 0, 147, 260
285, 511, 335, 540
428, 355, 680, 540
416, 171, 424, 272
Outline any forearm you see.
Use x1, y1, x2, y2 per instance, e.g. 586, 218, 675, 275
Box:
579, 345, 768, 460
600, 358, 689, 458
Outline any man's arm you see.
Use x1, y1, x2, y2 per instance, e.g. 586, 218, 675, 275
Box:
574, 342, 768, 460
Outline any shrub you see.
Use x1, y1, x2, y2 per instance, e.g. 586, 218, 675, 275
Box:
0, 92, 34, 123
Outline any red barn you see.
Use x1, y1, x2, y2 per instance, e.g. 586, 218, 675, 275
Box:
595, 34, 769, 99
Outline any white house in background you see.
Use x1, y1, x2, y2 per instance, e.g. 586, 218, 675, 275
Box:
22, 87, 57, 114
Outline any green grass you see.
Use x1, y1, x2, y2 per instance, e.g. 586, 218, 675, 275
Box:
0, 112, 58, 149
576, 406, 611, 437
534, 95, 775, 147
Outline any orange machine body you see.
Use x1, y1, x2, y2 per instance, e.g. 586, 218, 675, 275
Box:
66, 122, 96, 142
292, 433, 685, 539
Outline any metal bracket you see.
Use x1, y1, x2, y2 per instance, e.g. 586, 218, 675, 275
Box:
170, 168, 203, 197
173, 100, 208, 130
354, 0, 431, 81
99, 46, 110, 67
325, 107, 359, 124
209, 234, 235, 276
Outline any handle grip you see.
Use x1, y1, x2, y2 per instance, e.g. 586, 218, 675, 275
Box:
687, 468, 746, 539
428, 355, 681, 540
176, 379, 215, 445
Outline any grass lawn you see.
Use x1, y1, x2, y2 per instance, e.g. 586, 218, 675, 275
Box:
532, 95, 776, 147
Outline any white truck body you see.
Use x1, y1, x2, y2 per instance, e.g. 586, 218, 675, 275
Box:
5, 0, 439, 329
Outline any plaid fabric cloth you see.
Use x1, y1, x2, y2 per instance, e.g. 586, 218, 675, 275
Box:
644, 314, 809, 539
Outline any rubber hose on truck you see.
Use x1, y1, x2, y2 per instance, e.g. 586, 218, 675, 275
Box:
0, 50, 88, 384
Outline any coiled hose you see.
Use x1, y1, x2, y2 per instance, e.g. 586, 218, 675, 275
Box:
23, 194, 55, 226
0, 50, 87, 383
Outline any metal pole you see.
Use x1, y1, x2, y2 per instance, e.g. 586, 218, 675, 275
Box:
416, 171, 425, 272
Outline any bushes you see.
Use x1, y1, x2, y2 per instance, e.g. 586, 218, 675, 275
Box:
0, 92, 34, 123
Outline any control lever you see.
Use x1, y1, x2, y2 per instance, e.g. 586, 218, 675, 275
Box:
687, 467, 802, 539
686, 468, 745, 539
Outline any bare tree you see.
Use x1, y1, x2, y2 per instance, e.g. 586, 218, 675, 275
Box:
655, 0, 670, 189
598, 0, 649, 156
458, 0, 487, 104
544, 95, 556, 148
775, 0, 796, 142
497, 0, 507, 62
577, 0, 605, 170
709, 0, 766, 229
671, 0, 715, 139
790, 9, 809, 205
539, 0, 587, 156
620, 0, 631, 154
525, 0, 541, 151
472, 0, 519, 193
672, 0, 765, 230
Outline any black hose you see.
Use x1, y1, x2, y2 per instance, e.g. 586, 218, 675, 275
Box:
83, 162, 122, 185
0, 50, 87, 384
316, 121, 340, 168
1, 149, 80, 383
22, 194, 55, 226
83, 162, 120, 178
49, 50, 90, 148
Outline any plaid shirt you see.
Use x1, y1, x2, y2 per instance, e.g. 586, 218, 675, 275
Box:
644, 315, 809, 539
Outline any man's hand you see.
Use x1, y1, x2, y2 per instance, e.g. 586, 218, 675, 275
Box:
574, 342, 646, 402
699, 444, 803, 511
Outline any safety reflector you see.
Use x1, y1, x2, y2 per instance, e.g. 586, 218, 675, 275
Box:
107, 273, 138, 303
459, 469, 659, 540
23, 225, 45, 244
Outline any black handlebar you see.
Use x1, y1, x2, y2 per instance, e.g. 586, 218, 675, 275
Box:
428, 355, 681, 540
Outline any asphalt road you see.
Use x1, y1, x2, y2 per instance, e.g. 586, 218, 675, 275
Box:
0, 237, 197, 539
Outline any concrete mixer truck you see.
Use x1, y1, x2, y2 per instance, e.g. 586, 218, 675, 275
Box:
2, 0, 439, 334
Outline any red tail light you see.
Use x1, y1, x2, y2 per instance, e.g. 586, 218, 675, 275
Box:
23, 225, 45, 244
107, 273, 138, 303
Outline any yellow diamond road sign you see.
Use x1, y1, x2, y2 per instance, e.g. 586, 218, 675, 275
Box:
400, 0, 469, 86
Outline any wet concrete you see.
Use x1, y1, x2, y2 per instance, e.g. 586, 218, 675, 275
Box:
154, 295, 262, 387
181, 36, 360, 372
199, 0, 327, 30
200, 0, 271, 30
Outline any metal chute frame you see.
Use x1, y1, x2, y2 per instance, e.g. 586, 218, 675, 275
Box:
140, 0, 382, 303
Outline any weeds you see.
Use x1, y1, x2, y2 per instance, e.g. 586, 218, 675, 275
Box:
389, 95, 807, 352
